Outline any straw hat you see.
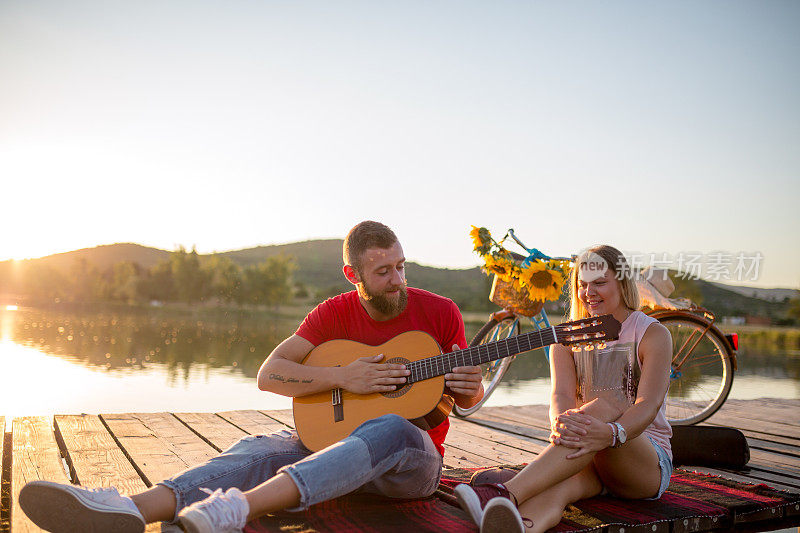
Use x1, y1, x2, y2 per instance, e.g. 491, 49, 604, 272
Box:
640, 267, 675, 297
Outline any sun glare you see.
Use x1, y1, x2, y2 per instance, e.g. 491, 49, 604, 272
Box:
0, 340, 99, 421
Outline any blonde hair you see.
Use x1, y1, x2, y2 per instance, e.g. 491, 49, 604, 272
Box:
569, 245, 639, 320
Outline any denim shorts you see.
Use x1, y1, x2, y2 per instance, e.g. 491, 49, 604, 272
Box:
645, 435, 673, 500
600, 435, 673, 500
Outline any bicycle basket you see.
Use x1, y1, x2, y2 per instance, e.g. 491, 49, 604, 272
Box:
489, 275, 543, 317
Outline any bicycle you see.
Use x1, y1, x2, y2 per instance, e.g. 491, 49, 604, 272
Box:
455, 230, 739, 426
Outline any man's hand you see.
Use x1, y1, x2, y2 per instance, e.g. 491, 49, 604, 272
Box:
445, 344, 484, 406
339, 354, 410, 395
445, 365, 483, 397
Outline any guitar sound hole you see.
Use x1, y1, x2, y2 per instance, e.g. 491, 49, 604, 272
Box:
381, 357, 412, 399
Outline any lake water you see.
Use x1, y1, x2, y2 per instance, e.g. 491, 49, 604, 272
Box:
2, 305, 798, 426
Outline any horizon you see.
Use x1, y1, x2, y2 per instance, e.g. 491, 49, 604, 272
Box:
2, 1, 798, 289
4, 239, 798, 291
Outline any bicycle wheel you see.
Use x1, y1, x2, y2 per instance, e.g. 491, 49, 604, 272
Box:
658, 314, 734, 425
453, 316, 520, 417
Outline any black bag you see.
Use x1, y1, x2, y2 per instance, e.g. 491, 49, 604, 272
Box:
670, 425, 750, 470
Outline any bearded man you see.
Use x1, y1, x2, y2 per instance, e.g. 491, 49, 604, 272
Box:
20, 220, 484, 533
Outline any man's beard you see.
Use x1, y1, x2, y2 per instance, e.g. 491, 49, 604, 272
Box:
357, 281, 408, 316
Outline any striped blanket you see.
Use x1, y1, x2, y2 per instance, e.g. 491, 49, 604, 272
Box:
244, 466, 800, 532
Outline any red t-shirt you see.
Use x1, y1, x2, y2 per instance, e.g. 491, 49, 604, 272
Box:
295, 287, 467, 456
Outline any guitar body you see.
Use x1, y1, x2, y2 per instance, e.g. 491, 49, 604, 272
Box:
293, 331, 452, 452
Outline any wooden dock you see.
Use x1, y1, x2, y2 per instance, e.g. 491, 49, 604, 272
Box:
2, 398, 799, 532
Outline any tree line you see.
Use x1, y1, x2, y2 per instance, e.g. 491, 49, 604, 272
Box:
1, 247, 297, 307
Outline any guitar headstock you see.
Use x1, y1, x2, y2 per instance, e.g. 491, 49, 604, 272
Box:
556, 314, 621, 352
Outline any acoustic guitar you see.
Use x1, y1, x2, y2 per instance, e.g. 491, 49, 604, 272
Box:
293, 314, 621, 451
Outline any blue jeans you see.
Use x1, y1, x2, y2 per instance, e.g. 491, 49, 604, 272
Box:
159, 414, 443, 522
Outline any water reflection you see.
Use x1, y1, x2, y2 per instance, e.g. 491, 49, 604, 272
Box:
5, 306, 297, 382
0, 306, 797, 419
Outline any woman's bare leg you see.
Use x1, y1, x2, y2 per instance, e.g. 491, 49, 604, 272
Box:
503, 398, 620, 503
517, 466, 602, 533
504, 441, 597, 503
592, 435, 661, 499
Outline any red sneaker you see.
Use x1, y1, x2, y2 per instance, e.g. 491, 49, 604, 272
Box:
481, 496, 528, 533
453, 483, 514, 526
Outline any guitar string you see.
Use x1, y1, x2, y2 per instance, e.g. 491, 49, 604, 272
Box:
408, 327, 560, 384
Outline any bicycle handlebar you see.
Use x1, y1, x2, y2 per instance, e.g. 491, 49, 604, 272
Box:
505, 229, 573, 263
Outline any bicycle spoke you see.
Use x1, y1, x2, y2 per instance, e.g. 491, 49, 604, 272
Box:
659, 315, 733, 425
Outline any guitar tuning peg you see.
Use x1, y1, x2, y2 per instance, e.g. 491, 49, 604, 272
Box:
584, 343, 594, 351
596, 342, 606, 349
571, 345, 581, 352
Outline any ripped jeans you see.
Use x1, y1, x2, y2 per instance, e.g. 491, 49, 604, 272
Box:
159, 414, 443, 522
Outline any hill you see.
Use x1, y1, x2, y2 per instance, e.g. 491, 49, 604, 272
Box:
3, 243, 170, 271
685, 278, 789, 320
215, 240, 493, 309
0, 241, 496, 312
0, 242, 795, 318
710, 283, 799, 303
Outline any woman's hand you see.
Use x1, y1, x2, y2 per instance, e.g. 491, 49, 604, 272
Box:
550, 408, 588, 447
556, 409, 614, 459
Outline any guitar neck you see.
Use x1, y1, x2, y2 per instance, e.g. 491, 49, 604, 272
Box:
407, 327, 557, 384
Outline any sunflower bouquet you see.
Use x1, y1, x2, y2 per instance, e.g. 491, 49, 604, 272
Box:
470, 226, 571, 314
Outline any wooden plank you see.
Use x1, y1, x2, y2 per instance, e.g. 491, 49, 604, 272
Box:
460, 411, 552, 445
54, 415, 163, 533
1, 416, 5, 533
707, 401, 800, 440
449, 418, 543, 462
460, 411, 550, 447
712, 399, 800, 426
217, 410, 290, 435
688, 465, 800, 493
12, 417, 70, 533
738, 433, 800, 456
441, 443, 497, 469
100, 413, 218, 487
707, 414, 800, 441
746, 449, 800, 478
258, 409, 295, 428
480, 405, 553, 432
173, 412, 248, 452
53, 415, 147, 494
446, 426, 532, 465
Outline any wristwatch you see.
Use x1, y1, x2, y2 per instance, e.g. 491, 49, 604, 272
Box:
613, 422, 627, 447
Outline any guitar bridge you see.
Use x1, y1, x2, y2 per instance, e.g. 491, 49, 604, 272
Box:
332, 388, 344, 422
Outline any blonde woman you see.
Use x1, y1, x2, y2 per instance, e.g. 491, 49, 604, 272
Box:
455, 245, 674, 533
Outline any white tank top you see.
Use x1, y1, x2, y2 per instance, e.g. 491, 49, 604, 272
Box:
572, 311, 673, 459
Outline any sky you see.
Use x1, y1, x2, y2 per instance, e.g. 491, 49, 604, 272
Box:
1, 1, 798, 288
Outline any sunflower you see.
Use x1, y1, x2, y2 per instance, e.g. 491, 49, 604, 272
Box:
518, 260, 566, 302
483, 254, 515, 282
469, 225, 571, 303
469, 226, 493, 255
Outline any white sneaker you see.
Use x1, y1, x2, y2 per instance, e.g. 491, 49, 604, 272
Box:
19, 480, 145, 533
178, 487, 249, 533
481, 496, 526, 533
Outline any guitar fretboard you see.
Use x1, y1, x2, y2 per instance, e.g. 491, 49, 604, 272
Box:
407, 327, 558, 384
